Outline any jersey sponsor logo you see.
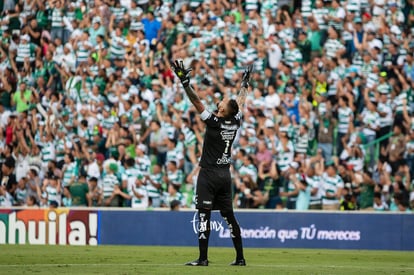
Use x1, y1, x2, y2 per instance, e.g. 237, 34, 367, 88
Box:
220, 130, 235, 140
216, 155, 232, 165
220, 124, 238, 130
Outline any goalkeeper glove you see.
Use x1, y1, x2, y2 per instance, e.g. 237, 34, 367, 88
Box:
241, 65, 253, 88
171, 60, 192, 87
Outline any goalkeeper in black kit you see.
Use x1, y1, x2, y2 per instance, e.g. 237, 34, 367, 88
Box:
171, 60, 252, 267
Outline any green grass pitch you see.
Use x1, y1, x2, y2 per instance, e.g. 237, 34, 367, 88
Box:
0, 245, 413, 274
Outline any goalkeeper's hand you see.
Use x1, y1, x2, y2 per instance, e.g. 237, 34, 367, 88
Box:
171, 60, 192, 87
241, 65, 253, 88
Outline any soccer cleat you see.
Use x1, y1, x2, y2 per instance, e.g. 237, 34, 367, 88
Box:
230, 259, 246, 266
185, 259, 209, 266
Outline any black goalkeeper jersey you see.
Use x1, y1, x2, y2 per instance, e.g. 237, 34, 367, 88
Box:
199, 110, 241, 169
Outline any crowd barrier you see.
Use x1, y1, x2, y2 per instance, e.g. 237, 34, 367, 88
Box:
0, 208, 413, 250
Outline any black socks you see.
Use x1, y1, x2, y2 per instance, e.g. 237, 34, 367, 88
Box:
198, 208, 211, 261
220, 210, 244, 261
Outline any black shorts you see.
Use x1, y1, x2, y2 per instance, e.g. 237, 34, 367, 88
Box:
196, 167, 232, 211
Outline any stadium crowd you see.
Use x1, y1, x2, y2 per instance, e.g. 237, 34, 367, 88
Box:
0, 0, 413, 212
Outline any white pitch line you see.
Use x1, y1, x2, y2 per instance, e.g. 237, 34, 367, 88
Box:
1, 263, 414, 269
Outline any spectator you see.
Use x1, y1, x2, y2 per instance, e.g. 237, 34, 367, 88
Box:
102, 162, 121, 207
321, 163, 344, 210
162, 183, 186, 208
68, 171, 89, 207
292, 174, 312, 211
280, 161, 301, 209
373, 192, 389, 211
233, 174, 264, 209
41, 174, 61, 207
87, 177, 102, 207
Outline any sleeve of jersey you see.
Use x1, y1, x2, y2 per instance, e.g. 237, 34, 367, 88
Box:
200, 109, 220, 128
200, 110, 212, 121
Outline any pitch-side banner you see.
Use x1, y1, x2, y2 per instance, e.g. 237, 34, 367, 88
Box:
0, 208, 99, 245
99, 210, 414, 250
1, 209, 413, 250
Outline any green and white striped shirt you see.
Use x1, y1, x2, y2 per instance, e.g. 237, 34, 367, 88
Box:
76, 41, 92, 63
51, 8, 64, 28
62, 162, 76, 187
361, 109, 380, 136
327, 7, 345, 31
41, 142, 56, 165
337, 107, 353, 134
360, 61, 375, 78
312, 8, 329, 30
394, 90, 410, 114
110, 6, 126, 22
46, 186, 61, 206
261, 0, 278, 17
284, 48, 302, 67
122, 167, 143, 189
366, 72, 379, 89
295, 133, 309, 154
167, 169, 184, 187
307, 175, 322, 204
102, 174, 119, 199
182, 126, 197, 147
16, 43, 37, 63
55, 139, 66, 162
377, 102, 393, 128
129, 185, 148, 208
324, 39, 345, 59
110, 32, 128, 60
377, 83, 392, 96
135, 155, 151, 176
101, 115, 118, 131
301, 0, 313, 18
244, 0, 259, 10
321, 173, 344, 205
327, 69, 340, 96
276, 140, 295, 172
146, 173, 163, 198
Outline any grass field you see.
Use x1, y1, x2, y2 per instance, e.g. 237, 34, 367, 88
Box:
1, 245, 413, 275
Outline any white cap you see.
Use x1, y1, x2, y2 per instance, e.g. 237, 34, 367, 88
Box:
64, 43, 73, 51
21, 34, 30, 41
289, 162, 299, 170
92, 17, 101, 24
390, 25, 401, 35
137, 144, 147, 153
246, 128, 256, 136
151, 79, 161, 86
264, 119, 275, 128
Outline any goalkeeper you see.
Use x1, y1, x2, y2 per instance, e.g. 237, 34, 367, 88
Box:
171, 60, 252, 267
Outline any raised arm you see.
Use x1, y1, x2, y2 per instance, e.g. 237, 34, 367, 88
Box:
171, 60, 205, 113
236, 65, 253, 110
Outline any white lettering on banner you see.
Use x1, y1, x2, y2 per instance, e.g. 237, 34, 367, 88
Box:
219, 227, 277, 239
277, 229, 298, 243
0, 212, 98, 245
316, 230, 361, 241
190, 215, 362, 243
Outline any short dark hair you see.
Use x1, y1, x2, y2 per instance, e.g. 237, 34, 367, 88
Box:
125, 158, 135, 167
227, 99, 239, 118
